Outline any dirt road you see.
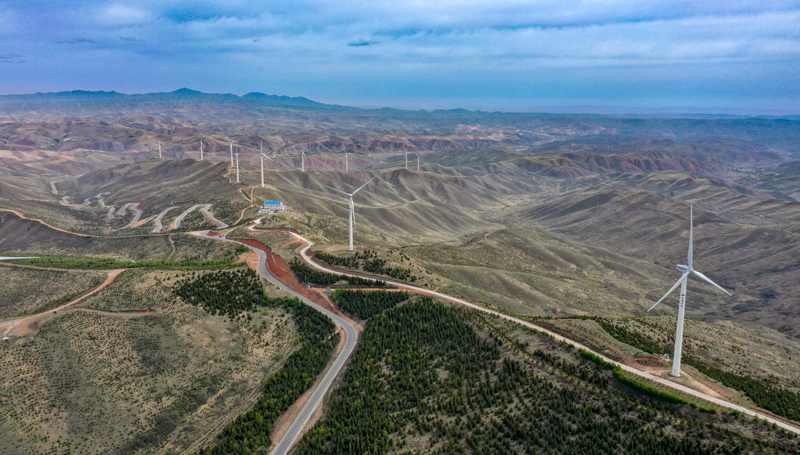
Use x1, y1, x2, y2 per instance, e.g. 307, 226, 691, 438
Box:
0, 269, 125, 337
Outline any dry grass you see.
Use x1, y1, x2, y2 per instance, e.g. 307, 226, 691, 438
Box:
0, 269, 296, 455
0, 266, 105, 318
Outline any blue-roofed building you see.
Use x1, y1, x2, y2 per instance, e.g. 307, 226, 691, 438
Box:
259, 201, 286, 213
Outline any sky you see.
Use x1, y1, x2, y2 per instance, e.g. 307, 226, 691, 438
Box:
1, 0, 800, 114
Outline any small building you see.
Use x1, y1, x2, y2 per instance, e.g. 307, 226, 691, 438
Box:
259, 201, 286, 213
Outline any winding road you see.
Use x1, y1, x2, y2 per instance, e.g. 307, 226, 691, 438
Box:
289, 231, 800, 436
198, 231, 357, 454
152, 206, 179, 233
172, 204, 229, 230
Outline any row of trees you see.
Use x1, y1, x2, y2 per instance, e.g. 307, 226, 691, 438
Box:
331, 289, 411, 319
315, 250, 418, 282
295, 301, 795, 455
289, 257, 385, 287
197, 297, 338, 455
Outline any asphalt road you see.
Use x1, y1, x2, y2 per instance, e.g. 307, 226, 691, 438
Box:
198, 231, 358, 454
173, 204, 229, 230
291, 231, 800, 437
152, 206, 179, 233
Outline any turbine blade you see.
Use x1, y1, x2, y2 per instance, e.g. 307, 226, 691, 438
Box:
691, 270, 732, 296
323, 185, 351, 196
352, 177, 376, 195
688, 205, 693, 269
350, 198, 356, 228
647, 273, 689, 312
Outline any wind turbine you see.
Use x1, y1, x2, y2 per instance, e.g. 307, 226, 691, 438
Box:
300, 146, 307, 172
200, 139, 204, 161
228, 140, 237, 166
235, 151, 240, 183
647, 206, 731, 377
256, 140, 274, 188
157, 140, 162, 159
417, 153, 420, 171
324, 177, 376, 251
404, 151, 408, 170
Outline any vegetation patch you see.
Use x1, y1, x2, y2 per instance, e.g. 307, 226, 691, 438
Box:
173, 269, 267, 319
582, 316, 800, 423
316, 249, 418, 282
296, 302, 797, 455
331, 289, 410, 319
289, 257, 385, 286
197, 297, 338, 454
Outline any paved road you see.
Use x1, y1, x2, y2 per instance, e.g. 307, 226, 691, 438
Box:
152, 206, 180, 233
172, 204, 229, 230
202, 205, 229, 228
291, 231, 800, 436
198, 231, 358, 455
121, 203, 143, 228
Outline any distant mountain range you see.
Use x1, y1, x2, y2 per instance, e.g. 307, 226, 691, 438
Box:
0, 88, 337, 109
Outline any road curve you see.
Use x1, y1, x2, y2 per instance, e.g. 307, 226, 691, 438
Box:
172, 204, 228, 230
291, 231, 800, 436
198, 231, 358, 454
152, 206, 179, 233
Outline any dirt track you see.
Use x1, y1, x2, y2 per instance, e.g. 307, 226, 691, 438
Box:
0, 208, 95, 237
0, 269, 125, 337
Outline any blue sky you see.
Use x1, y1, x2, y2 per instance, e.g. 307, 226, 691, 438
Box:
1, 0, 799, 113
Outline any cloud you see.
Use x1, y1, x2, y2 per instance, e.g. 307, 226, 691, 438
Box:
348, 40, 375, 46
0, 0, 799, 111
0, 54, 26, 63
99, 4, 150, 26
57, 37, 99, 45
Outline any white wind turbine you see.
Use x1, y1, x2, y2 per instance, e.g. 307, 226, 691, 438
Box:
647, 206, 731, 377
235, 150, 240, 183
416, 153, 420, 171
300, 145, 307, 172
199, 139, 204, 161
404, 151, 408, 170
256, 140, 274, 188
325, 177, 376, 251
228, 140, 237, 166
157, 140, 162, 159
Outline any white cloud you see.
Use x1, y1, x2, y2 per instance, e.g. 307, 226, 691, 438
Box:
99, 4, 150, 26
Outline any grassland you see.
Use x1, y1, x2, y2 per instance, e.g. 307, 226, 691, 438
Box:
0, 266, 105, 318
0, 268, 298, 455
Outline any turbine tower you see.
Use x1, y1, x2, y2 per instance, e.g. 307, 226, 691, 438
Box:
301, 146, 307, 172
228, 140, 237, 166
325, 178, 376, 251
647, 206, 731, 377
200, 139, 204, 161
256, 140, 274, 188
235, 151, 240, 183
417, 153, 420, 171
405, 151, 408, 170
344, 148, 349, 172
157, 140, 162, 159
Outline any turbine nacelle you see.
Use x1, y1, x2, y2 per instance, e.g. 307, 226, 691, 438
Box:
676, 264, 690, 273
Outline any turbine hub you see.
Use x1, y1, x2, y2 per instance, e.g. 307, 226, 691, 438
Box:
676, 264, 690, 273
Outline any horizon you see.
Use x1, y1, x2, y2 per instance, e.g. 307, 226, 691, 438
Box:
2, 1, 799, 115
2, 87, 799, 118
